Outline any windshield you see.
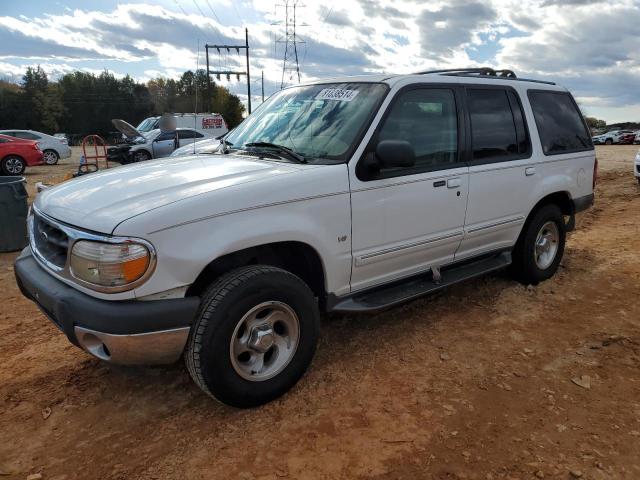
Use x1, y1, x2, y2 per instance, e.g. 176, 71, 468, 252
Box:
225, 82, 388, 162
136, 117, 158, 132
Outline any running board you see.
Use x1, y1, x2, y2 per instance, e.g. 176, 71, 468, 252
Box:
330, 251, 512, 313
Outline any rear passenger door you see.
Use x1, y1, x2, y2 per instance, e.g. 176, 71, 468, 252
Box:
349, 86, 469, 291
455, 86, 533, 261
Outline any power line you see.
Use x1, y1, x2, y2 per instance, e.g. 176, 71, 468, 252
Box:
203, 0, 222, 23
191, 0, 207, 18
172, 0, 189, 16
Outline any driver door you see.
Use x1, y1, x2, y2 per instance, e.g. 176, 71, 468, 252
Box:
349, 86, 469, 292
152, 131, 178, 158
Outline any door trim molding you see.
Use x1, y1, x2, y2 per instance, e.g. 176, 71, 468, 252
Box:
355, 230, 463, 266
466, 215, 525, 234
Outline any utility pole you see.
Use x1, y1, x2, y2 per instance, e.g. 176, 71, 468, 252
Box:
245, 28, 251, 114
204, 28, 252, 115
276, 0, 305, 89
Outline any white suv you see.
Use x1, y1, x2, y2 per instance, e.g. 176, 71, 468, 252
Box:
15, 68, 596, 407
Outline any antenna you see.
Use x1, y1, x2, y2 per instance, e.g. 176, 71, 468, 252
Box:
275, 0, 306, 89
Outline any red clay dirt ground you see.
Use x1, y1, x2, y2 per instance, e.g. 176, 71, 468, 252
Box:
0, 146, 639, 479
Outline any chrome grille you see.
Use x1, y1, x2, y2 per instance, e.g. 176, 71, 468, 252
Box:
31, 212, 69, 269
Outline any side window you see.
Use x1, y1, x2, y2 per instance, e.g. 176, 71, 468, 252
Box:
528, 91, 593, 155
178, 130, 202, 139
14, 131, 39, 140
0, 138, 8, 143
468, 89, 529, 161
374, 88, 459, 177
156, 132, 177, 142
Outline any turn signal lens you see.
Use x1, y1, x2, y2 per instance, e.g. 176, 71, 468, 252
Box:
70, 240, 151, 288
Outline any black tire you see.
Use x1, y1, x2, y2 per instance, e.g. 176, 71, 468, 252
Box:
133, 150, 151, 162
1, 155, 26, 175
43, 149, 59, 165
185, 265, 320, 408
511, 204, 566, 285
605, 138, 613, 145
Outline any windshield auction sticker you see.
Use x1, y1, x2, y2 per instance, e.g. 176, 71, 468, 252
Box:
315, 88, 360, 102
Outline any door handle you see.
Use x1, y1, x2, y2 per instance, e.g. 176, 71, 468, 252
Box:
447, 178, 461, 188
433, 180, 446, 188
525, 167, 536, 176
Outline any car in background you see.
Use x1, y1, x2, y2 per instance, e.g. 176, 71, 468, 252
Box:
170, 137, 221, 157
53, 133, 69, 145
136, 113, 228, 138
634, 131, 640, 145
0, 134, 44, 175
618, 132, 637, 145
592, 130, 636, 145
0, 130, 72, 165
109, 119, 207, 163
634, 149, 640, 184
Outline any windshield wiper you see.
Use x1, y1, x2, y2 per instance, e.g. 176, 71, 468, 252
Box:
243, 142, 306, 163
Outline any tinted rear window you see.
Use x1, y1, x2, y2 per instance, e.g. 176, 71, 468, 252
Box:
528, 91, 592, 155
467, 89, 530, 162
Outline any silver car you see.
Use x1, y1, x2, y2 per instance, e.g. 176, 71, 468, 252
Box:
0, 129, 72, 165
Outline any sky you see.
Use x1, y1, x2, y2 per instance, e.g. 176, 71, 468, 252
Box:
1, 0, 639, 123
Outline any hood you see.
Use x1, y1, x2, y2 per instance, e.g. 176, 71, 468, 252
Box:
35, 154, 303, 233
112, 119, 142, 139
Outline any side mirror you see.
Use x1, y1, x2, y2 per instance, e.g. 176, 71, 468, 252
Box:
375, 140, 415, 168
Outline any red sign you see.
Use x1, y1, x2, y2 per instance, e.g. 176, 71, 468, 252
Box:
202, 117, 223, 129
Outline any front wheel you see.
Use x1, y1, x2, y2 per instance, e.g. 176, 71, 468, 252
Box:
133, 150, 151, 162
1, 156, 26, 175
511, 204, 566, 285
43, 150, 59, 165
185, 265, 320, 408
605, 138, 613, 145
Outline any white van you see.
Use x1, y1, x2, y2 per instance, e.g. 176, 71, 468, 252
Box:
136, 113, 228, 138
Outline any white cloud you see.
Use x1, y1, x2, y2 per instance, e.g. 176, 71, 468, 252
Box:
0, 0, 638, 121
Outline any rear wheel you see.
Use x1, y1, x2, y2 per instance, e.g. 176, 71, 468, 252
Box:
185, 265, 320, 408
511, 204, 566, 284
605, 138, 613, 145
1, 156, 26, 175
43, 150, 59, 165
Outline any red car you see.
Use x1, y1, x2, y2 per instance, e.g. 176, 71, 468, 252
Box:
0, 133, 44, 175
618, 132, 637, 145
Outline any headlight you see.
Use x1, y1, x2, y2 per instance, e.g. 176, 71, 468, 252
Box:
70, 240, 152, 289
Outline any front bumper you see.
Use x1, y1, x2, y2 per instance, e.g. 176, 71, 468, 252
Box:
14, 248, 200, 364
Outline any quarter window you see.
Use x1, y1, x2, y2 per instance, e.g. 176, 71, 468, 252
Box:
374, 88, 459, 176
528, 91, 592, 155
468, 89, 529, 161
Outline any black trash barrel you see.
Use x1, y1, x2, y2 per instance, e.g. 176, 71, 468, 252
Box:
0, 176, 29, 252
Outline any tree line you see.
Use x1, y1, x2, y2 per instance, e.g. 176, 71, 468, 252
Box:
0, 66, 245, 142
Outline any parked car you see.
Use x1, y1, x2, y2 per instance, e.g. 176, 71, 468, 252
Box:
618, 132, 637, 145
53, 133, 69, 145
634, 131, 640, 145
170, 137, 221, 157
634, 149, 640, 184
15, 68, 596, 408
0, 134, 44, 175
136, 113, 228, 138
108, 119, 207, 163
592, 129, 635, 145
0, 130, 71, 165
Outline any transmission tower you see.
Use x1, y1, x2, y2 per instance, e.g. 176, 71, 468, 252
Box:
275, 0, 306, 89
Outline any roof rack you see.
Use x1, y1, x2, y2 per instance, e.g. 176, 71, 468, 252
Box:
414, 67, 556, 85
